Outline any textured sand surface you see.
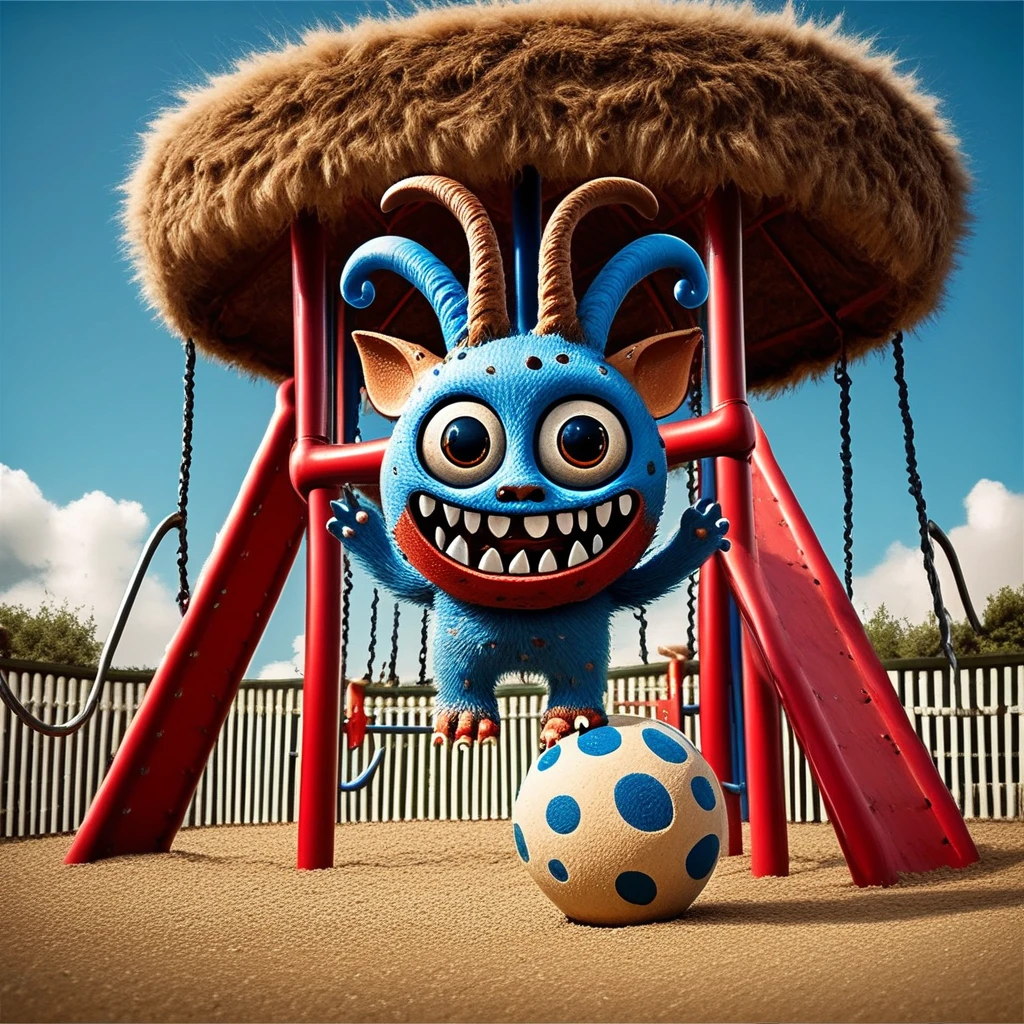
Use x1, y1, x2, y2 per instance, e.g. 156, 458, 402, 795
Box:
1, 820, 1021, 1023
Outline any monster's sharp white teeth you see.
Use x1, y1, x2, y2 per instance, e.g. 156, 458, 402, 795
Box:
508, 549, 531, 574
419, 495, 436, 518
444, 504, 461, 527
488, 515, 511, 538
577, 509, 589, 531
592, 534, 604, 555
619, 493, 633, 516
435, 526, 446, 549
446, 535, 470, 565
538, 549, 558, 574
463, 510, 481, 534
596, 502, 612, 528
524, 515, 549, 539
568, 540, 589, 567
556, 512, 574, 535
478, 548, 503, 573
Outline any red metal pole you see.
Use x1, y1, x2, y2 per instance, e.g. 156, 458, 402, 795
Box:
698, 556, 743, 855
705, 185, 788, 876
292, 214, 342, 870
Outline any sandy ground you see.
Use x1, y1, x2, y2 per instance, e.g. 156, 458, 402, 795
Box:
1, 820, 1021, 1024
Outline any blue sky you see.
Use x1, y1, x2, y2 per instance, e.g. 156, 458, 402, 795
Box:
1, 1, 1021, 676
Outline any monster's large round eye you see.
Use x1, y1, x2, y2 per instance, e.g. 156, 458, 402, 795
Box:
537, 399, 629, 488
420, 399, 506, 486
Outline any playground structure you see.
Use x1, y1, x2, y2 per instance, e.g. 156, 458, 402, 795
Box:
36, 1, 978, 884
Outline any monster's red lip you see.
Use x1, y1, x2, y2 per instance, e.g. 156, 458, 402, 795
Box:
395, 490, 654, 609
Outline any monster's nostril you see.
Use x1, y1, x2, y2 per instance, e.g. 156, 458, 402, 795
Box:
497, 485, 546, 503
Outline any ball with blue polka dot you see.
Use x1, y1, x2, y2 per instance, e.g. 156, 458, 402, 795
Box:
512, 715, 726, 925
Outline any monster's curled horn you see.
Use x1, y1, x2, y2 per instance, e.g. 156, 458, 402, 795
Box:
384, 176, 511, 347
342, 237, 469, 349
342, 175, 510, 348
534, 177, 709, 349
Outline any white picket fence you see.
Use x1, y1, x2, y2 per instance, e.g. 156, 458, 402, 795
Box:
1, 655, 1020, 838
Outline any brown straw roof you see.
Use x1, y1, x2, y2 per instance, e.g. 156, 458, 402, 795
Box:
123, 0, 969, 392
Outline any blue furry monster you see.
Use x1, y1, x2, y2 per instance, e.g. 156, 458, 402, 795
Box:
328, 176, 729, 749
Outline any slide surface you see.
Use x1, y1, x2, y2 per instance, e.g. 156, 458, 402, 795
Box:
720, 423, 978, 886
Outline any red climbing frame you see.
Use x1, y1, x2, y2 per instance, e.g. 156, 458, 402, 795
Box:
69, 188, 976, 885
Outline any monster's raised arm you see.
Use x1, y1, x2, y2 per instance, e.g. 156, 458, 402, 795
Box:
609, 500, 729, 610
328, 495, 435, 607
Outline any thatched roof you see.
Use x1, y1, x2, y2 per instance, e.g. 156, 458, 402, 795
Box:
124, 0, 969, 392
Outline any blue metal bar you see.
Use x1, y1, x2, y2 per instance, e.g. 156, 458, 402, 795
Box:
728, 599, 750, 820
513, 166, 542, 334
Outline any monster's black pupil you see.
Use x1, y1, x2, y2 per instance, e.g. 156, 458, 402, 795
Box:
558, 416, 608, 468
441, 416, 490, 467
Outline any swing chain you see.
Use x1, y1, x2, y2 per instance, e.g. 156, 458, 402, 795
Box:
385, 603, 401, 686
365, 587, 380, 680
634, 606, 649, 665
893, 332, 957, 677
685, 350, 703, 657
175, 338, 196, 615
340, 553, 353, 685
418, 608, 429, 686
833, 342, 854, 599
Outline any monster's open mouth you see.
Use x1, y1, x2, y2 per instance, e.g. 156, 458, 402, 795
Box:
409, 490, 639, 576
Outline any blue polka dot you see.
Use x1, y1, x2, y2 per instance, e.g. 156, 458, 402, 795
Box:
537, 745, 561, 771
578, 726, 622, 756
691, 776, 716, 810
614, 773, 674, 832
642, 727, 688, 763
548, 859, 569, 882
513, 823, 529, 863
546, 795, 581, 834
615, 871, 657, 905
686, 833, 720, 880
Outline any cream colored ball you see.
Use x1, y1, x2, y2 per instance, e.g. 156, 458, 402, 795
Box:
512, 715, 726, 925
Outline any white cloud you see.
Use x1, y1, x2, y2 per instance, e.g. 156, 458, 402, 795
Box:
0, 465, 181, 667
853, 479, 1023, 624
257, 633, 305, 679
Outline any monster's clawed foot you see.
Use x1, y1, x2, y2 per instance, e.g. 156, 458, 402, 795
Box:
540, 705, 607, 749
433, 709, 500, 749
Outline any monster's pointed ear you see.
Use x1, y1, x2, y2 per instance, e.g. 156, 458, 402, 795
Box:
351, 330, 443, 418
607, 328, 703, 419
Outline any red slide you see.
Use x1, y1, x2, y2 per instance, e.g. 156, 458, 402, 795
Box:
720, 422, 978, 886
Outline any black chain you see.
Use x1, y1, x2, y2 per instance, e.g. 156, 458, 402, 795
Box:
834, 344, 854, 598
635, 606, 649, 665
418, 609, 429, 685
685, 363, 703, 657
175, 339, 196, 615
340, 554, 353, 684
386, 603, 400, 685
893, 332, 957, 674
365, 588, 379, 680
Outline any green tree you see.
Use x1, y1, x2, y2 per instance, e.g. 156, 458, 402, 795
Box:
0, 600, 101, 666
861, 585, 1024, 659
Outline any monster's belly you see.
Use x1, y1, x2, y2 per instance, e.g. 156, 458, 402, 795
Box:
432, 592, 614, 679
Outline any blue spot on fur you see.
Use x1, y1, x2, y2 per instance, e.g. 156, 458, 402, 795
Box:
642, 727, 688, 763
615, 773, 674, 832
686, 833, 720, 880
578, 726, 622, 756
615, 871, 657, 905
537, 745, 561, 771
513, 823, 529, 863
548, 859, 569, 882
546, 795, 581, 834
691, 775, 716, 810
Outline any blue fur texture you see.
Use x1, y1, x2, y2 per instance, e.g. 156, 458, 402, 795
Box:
328, 330, 729, 734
